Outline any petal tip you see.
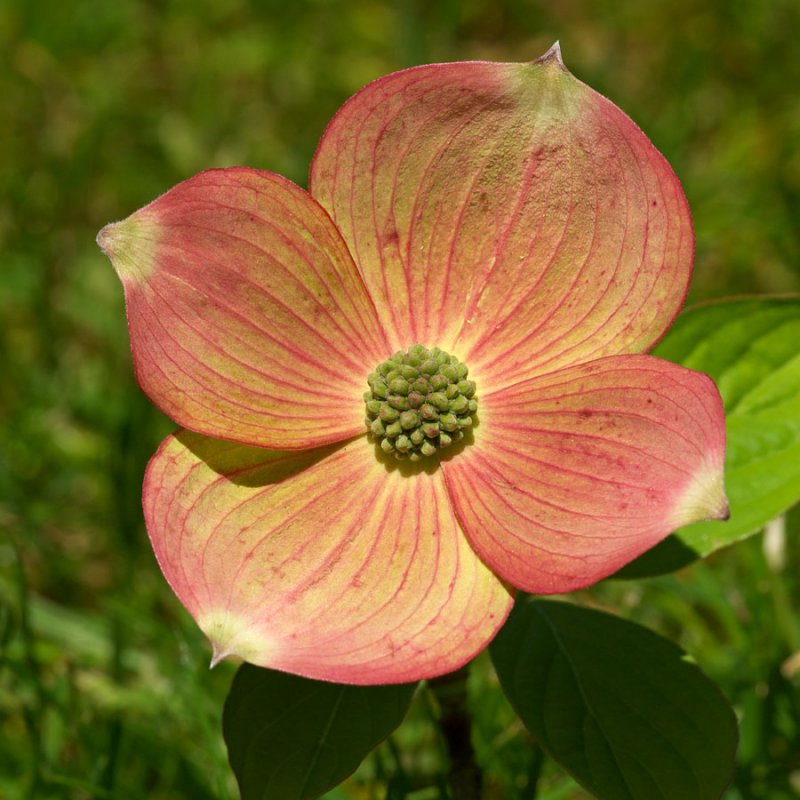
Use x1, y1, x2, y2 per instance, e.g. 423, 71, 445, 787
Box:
198, 609, 276, 669
209, 644, 232, 669
96, 214, 158, 285
671, 459, 729, 529
533, 40, 566, 70
96, 223, 115, 256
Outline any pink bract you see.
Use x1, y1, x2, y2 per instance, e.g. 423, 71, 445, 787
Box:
98, 45, 728, 685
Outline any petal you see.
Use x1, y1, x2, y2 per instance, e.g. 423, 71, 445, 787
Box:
98, 168, 390, 450
443, 355, 727, 594
310, 47, 692, 389
144, 431, 513, 685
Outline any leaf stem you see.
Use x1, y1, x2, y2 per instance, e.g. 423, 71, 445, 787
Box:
523, 741, 545, 799
428, 665, 482, 800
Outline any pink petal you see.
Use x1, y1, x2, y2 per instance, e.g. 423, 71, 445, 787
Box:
310, 48, 692, 389
144, 431, 513, 684
98, 168, 389, 450
443, 355, 727, 594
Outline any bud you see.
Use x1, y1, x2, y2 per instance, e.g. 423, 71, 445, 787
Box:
363, 345, 478, 461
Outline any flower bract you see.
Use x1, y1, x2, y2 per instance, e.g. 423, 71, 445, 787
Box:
98, 44, 728, 685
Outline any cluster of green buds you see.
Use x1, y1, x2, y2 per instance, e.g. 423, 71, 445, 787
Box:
364, 345, 478, 461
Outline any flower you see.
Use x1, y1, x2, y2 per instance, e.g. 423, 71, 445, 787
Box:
97, 45, 728, 685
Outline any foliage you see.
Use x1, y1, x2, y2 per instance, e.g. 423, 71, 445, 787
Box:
223, 667, 417, 799
491, 600, 738, 800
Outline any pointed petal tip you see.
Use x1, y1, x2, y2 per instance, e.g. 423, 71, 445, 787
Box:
96, 222, 115, 256
209, 644, 230, 669
671, 459, 729, 529
96, 214, 158, 284
199, 609, 274, 670
533, 41, 565, 69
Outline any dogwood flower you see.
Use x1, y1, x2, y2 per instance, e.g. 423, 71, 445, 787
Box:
98, 45, 728, 685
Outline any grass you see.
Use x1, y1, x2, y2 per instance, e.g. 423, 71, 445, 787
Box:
1, 0, 798, 797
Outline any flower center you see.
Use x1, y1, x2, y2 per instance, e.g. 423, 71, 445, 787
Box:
364, 344, 478, 461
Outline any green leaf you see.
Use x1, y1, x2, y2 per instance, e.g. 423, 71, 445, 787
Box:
223, 665, 417, 800
620, 297, 800, 577
490, 599, 737, 800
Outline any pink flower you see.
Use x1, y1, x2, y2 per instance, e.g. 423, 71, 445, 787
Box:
98, 46, 727, 685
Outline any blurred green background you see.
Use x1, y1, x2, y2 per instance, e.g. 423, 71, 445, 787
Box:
1, 1, 799, 798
